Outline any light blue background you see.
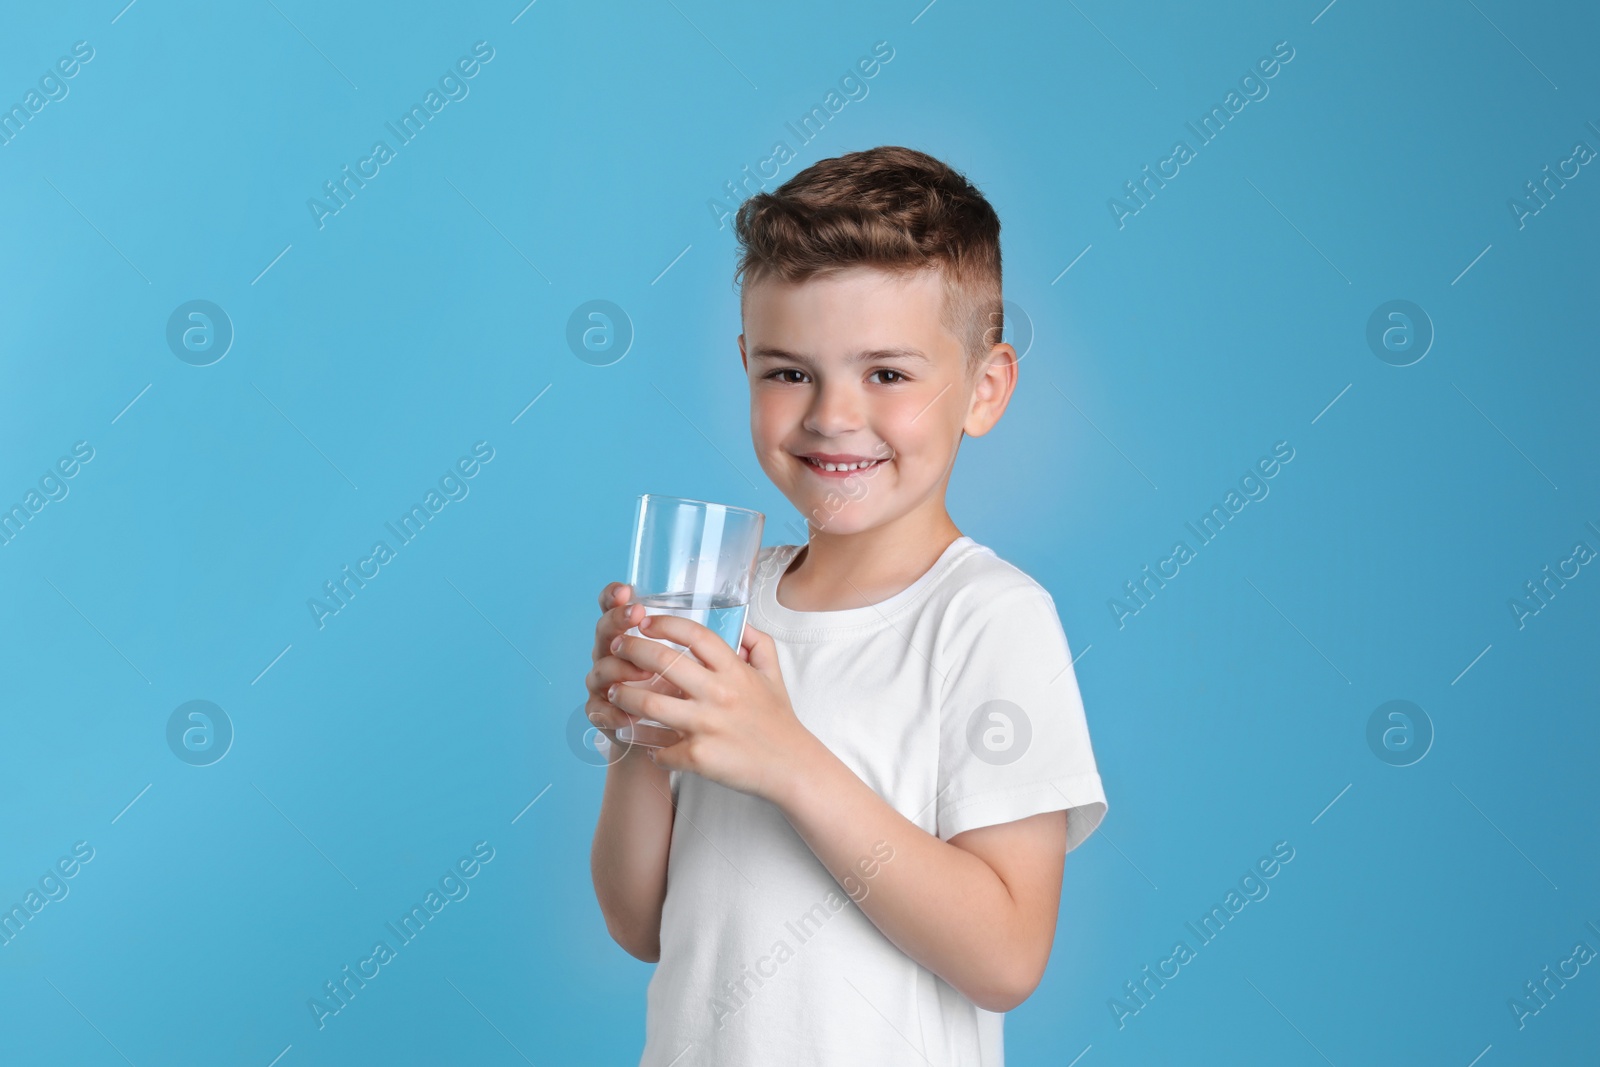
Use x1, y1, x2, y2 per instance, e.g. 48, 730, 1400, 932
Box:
2, 0, 1596, 1063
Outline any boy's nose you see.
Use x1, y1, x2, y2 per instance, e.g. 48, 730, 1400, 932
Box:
802, 384, 864, 436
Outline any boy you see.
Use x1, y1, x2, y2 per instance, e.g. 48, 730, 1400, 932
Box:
585, 145, 1107, 1065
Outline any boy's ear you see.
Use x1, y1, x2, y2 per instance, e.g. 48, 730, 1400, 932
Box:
963, 342, 1018, 438
738, 333, 747, 373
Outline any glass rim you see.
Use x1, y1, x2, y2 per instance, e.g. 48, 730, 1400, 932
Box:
637, 493, 764, 520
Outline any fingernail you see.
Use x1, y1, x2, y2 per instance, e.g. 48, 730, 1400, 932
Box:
639, 616, 650, 630
588, 712, 603, 727
607, 683, 619, 702
610, 636, 622, 653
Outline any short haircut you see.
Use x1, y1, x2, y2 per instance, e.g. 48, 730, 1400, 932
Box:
733, 146, 1003, 378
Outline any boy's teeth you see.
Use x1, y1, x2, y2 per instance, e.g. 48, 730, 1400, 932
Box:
809, 457, 881, 471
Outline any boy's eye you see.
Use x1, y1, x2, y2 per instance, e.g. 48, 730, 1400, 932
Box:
764, 368, 909, 384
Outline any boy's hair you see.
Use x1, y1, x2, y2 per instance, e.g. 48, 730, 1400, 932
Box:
733, 146, 1003, 378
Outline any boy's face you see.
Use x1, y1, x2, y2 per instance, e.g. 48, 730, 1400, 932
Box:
739, 265, 1013, 538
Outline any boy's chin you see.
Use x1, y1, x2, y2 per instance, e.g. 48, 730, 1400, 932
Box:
786, 507, 879, 538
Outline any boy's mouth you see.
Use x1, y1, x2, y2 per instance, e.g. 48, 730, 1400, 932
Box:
795, 452, 889, 477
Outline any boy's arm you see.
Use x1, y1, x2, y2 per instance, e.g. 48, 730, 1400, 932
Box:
587, 583, 677, 962
773, 737, 1067, 1012
589, 745, 675, 961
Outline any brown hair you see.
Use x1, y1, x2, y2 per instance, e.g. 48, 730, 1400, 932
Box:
733, 145, 1003, 377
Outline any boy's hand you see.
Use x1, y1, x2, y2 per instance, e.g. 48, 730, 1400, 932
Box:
587, 582, 687, 751
605, 613, 815, 802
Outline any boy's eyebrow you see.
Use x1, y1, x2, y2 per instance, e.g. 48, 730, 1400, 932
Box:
750, 345, 933, 365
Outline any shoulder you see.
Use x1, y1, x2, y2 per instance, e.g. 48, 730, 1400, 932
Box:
937, 539, 1059, 616
929, 541, 1065, 670
931, 543, 1079, 708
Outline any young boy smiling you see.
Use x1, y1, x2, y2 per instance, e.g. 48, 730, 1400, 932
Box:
586, 146, 1108, 1066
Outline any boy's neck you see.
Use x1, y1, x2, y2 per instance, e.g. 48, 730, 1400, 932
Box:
778, 513, 964, 613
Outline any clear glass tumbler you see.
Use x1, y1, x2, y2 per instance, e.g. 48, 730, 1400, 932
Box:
613, 494, 765, 750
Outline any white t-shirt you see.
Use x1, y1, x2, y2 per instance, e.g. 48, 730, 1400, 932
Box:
635, 535, 1108, 1066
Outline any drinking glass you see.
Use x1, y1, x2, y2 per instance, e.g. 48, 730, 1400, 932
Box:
613, 494, 765, 749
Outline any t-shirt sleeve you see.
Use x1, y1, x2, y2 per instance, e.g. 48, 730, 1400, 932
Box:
935, 582, 1108, 854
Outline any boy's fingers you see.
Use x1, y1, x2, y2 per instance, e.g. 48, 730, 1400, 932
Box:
596, 601, 637, 640
616, 631, 714, 695
637, 614, 735, 672
608, 678, 692, 731
742, 624, 777, 672
590, 655, 683, 696
586, 694, 635, 725
646, 732, 690, 771
585, 698, 637, 739
592, 587, 639, 660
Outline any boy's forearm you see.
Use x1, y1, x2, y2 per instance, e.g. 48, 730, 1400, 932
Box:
770, 736, 1039, 1012
590, 744, 675, 961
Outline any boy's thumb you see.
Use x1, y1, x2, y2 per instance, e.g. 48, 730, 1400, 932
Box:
742, 625, 776, 671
